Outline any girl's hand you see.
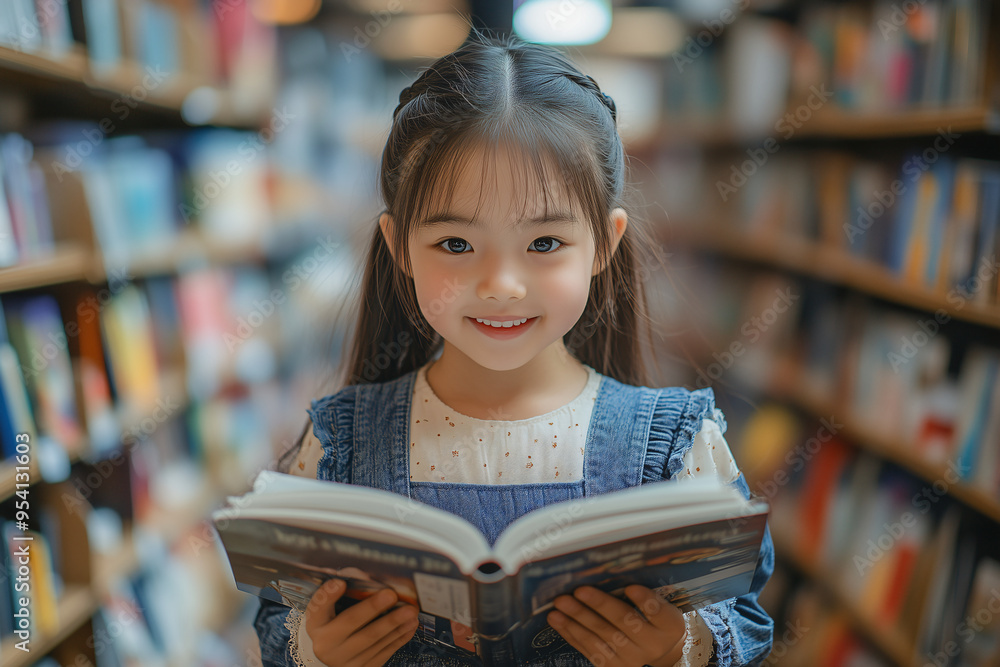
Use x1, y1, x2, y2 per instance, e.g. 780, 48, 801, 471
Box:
547, 585, 686, 667
304, 578, 420, 667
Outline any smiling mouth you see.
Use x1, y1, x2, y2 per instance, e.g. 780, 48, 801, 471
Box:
474, 317, 530, 328
468, 316, 538, 337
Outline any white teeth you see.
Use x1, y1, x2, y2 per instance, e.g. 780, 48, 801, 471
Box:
476, 317, 529, 328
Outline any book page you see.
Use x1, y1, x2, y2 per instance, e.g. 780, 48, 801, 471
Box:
493, 477, 756, 571
230, 471, 493, 571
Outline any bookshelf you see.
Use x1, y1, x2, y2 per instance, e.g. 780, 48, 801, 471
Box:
0, 42, 261, 128
770, 531, 914, 667
638, 105, 1000, 149
0, 1, 335, 665
0, 586, 97, 667
631, 0, 1000, 663
668, 226, 1000, 330
771, 378, 1000, 527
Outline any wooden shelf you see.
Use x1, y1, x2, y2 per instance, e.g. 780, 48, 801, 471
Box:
0, 365, 189, 502
796, 105, 1000, 139
0, 44, 88, 83
0, 228, 284, 294
0, 585, 98, 667
125, 229, 270, 278
0, 245, 103, 293
0, 45, 261, 129
671, 225, 1000, 330
769, 379, 1000, 525
0, 486, 225, 667
771, 531, 915, 667
630, 105, 1000, 150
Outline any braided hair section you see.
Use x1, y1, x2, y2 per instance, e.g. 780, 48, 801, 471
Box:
562, 72, 617, 124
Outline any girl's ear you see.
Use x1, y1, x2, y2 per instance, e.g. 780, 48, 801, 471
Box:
379, 213, 412, 277
592, 208, 629, 276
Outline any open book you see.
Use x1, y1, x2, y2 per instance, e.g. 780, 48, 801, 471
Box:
213, 471, 769, 665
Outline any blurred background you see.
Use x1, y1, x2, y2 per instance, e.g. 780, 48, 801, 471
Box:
0, 0, 997, 665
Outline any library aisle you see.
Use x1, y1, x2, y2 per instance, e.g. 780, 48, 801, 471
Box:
0, 0, 997, 666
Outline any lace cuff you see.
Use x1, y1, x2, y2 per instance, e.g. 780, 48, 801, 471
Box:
285, 607, 324, 667
673, 611, 713, 667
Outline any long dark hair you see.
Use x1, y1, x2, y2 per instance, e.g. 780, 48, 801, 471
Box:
278, 31, 662, 472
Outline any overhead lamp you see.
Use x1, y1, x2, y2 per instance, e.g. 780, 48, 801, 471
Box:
513, 0, 612, 45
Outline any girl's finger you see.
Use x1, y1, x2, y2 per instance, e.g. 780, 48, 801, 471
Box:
330, 587, 401, 638
324, 604, 417, 660
554, 592, 629, 648
548, 609, 622, 666
305, 578, 345, 634
623, 585, 685, 631
357, 617, 420, 667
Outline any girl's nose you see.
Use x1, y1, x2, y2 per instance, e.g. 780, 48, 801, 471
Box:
475, 256, 527, 301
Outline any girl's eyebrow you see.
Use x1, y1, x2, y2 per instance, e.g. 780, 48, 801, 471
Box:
420, 210, 578, 229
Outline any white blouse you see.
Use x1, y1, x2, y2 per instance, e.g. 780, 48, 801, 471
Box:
408, 362, 600, 484
285, 367, 741, 667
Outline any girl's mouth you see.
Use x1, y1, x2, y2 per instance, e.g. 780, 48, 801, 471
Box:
468, 316, 538, 339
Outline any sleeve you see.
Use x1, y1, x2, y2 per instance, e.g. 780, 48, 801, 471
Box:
254, 394, 350, 667
647, 388, 775, 667
254, 598, 297, 667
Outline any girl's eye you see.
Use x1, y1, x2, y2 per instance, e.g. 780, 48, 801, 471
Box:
530, 237, 563, 253
438, 238, 471, 254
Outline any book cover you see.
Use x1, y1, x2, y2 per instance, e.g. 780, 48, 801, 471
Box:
959, 556, 1000, 665
0, 156, 19, 267
214, 472, 769, 664
80, 0, 122, 71
3, 295, 83, 455
100, 285, 161, 415
940, 161, 983, 293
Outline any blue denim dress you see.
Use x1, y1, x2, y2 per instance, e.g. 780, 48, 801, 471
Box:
253, 369, 774, 667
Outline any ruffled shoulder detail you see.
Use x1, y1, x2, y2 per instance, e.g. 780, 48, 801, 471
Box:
307, 386, 359, 483
642, 387, 721, 483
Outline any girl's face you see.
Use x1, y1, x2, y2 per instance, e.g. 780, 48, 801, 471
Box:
387, 143, 623, 373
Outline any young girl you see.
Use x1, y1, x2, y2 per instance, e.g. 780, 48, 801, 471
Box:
255, 32, 773, 667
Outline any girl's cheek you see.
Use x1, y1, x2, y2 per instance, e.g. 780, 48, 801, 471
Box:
544, 270, 591, 317
414, 267, 465, 324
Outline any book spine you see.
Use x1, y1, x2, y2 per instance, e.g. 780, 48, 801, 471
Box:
472, 574, 519, 665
